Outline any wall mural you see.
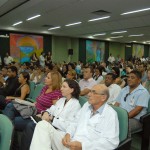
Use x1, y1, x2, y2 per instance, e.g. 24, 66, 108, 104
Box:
10, 33, 43, 63
86, 40, 105, 63
132, 44, 144, 58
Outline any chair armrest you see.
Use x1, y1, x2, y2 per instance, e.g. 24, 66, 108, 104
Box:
115, 138, 132, 150
140, 112, 150, 123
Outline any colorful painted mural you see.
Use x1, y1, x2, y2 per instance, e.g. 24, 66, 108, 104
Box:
132, 44, 144, 58
10, 33, 43, 63
86, 40, 105, 63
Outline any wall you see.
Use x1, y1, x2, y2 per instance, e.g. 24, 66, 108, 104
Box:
52, 36, 79, 63
109, 42, 125, 60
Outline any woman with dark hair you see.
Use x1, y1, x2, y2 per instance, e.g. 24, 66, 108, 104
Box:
21, 79, 81, 150
0, 72, 30, 109
112, 67, 125, 88
93, 66, 103, 84
30, 53, 39, 66
45, 51, 52, 66
62, 64, 68, 78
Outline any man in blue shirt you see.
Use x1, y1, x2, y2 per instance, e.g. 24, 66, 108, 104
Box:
115, 70, 150, 136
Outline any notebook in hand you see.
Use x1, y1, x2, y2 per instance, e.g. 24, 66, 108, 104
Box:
30, 115, 42, 124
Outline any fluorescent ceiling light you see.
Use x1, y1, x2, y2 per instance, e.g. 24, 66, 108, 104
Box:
128, 34, 144, 37
93, 33, 106, 36
111, 31, 127, 34
121, 8, 150, 15
12, 21, 23, 26
88, 16, 110, 22
65, 22, 82, 26
110, 36, 123, 38
132, 41, 137, 42
48, 26, 61, 30
27, 14, 41, 21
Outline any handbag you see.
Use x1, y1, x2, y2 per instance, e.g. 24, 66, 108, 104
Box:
12, 100, 37, 119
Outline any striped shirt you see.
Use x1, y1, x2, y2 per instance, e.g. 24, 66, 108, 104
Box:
35, 86, 62, 113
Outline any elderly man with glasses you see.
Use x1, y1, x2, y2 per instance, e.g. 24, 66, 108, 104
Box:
115, 70, 150, 136
30, 84, 119, 150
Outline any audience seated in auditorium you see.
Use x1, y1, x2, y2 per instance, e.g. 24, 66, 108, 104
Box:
30, 84, 119, 150
21, 79, 81, 150
3, 71, 62, 131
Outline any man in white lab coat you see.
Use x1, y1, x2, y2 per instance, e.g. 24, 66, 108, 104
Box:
30, 84, 119, 150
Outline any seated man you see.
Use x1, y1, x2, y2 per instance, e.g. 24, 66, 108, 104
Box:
79, 66, 97, 96
105, 73, 121, 104
0, 66, 20, 109
115, 70, 150, 135
30, 84, 119, 150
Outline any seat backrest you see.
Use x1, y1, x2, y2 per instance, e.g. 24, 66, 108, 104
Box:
28, 81, 35, 98
31, 84, 45, 102
0, 114, 14, 150
79, 96, 88, 107
147, 98, 150, 113
111, 105, 128, 143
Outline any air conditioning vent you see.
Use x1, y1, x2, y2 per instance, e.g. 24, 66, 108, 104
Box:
92, 10, 110, 16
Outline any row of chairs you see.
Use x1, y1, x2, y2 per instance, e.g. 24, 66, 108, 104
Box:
0, 95, 131, 150
0, 86, 149, 150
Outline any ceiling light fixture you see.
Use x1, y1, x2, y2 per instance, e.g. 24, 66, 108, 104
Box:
65, 22, 82, 26
12, 21, 23, 26
110, 36, 123, 38
48, 26, 61, 30
88, 16, 110, 22
121, 8, 150, 15
27, 14, 41, 21
128, 34, 144, 37
111, 31, 127, 34
93, 33, 106, 36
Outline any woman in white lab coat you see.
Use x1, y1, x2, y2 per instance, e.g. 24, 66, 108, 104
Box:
21, 79, 81, 150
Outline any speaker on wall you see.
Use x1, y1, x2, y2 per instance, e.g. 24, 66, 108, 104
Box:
68, 49, 73, 55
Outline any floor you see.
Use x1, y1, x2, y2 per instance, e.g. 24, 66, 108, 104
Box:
131, 133, 150, 150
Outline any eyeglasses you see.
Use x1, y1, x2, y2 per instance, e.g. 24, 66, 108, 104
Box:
124, 93, 130, 102
89, 90, 105, 95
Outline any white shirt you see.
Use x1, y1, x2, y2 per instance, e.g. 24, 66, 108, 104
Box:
4, 56, 14, 65
108, 56, 115, 63
39, 55, 45, 67
107, 84, 121, 104
79, 78, 97, 91
66, 102, 119, 150
46, 97, 81, 131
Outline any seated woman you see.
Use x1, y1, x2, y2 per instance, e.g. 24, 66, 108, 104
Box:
0, 72, 30, 109
3, 71, 62, 130
66, 69, 77, 80
21, 79, 81, 150
93, 66, 103, 84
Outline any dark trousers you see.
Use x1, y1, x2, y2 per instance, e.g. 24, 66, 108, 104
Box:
20, 121, 36, 150
0, 95, 7, 109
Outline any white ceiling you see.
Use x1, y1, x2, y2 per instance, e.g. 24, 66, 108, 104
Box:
0, 0, 150, 44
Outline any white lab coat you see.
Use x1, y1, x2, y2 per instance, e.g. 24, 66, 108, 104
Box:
66, 102, 119, 150
46, 97, 81, 131
30, 97, 81, 150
